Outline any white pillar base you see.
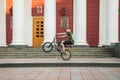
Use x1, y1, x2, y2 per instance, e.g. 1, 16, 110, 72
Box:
106, 41, 119, 45
9, 42, 28, 48
10, 42, 26, 45
98, 43, 106, 47
74, 41, 89, 47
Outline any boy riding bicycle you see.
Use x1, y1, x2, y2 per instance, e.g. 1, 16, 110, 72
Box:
56, 28, 74, 53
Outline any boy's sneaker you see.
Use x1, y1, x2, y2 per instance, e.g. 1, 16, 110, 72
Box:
58, 56, 60, 59
58, 56, 62, 60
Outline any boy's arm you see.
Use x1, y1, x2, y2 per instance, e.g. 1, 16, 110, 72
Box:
56, 32, 66, 35
57, 34, 67, 38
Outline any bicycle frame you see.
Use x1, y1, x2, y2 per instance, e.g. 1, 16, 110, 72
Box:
51, 37, 61, 52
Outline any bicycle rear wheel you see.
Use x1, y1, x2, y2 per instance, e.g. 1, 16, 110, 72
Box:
42, 42, 53, 53
61, 49, 71, 60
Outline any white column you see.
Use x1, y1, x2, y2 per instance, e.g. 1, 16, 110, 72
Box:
73, 0, 88, 46
44, 0, 56, 42
99, 0, 107, 46
11, 0, 26, 45
106, 0, 119, 45
0, 0, 6, 46
24, 0, 32, 46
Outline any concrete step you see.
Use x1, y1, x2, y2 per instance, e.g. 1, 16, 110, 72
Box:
0, 47, 115, 58
0, 58, 119, 67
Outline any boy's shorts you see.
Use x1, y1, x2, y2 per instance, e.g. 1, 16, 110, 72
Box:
63, 40, 73, 47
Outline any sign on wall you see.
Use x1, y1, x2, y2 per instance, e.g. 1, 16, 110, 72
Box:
60, 17, 69, 29
37, 6, 42, 13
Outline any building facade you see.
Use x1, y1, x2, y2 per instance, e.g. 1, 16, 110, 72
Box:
0, 0, 120, 47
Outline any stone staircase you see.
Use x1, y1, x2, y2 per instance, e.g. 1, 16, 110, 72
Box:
0, 47, 115, 58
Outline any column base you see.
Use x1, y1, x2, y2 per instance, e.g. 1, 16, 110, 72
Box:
101, 43, 111, 47
9, 42, 28, 48
74, 42, 89, 47
8, 45, 28, 48
102, 45, 112, 48
98, 41, 119, 47
73, 45, 89, 47
98, 43, 107, 47
0, 45, 7, 47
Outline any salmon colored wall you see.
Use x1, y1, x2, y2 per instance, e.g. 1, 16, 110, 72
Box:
87, 0, 99, 47
6, 0, 12, 45
56, 0, 73, 41
56, 0, 73, 33
32, 0, 44, 16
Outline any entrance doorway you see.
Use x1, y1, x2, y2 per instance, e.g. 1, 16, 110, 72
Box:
33, 17, 44, 47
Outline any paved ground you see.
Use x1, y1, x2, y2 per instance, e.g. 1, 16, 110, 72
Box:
0, 67, 120, 80
0, 58, 119, 80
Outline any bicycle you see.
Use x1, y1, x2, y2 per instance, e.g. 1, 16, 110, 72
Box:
42, 37, 71, 60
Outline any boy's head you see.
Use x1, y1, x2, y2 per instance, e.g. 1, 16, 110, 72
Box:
66, 28, 71, 32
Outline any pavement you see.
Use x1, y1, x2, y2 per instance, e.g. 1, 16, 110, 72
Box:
0, 67, 120, 80
0, 58, 120, 80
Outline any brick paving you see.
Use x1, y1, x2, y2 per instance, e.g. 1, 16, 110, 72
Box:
0, 58, 119, 80
0, 67, 119, 80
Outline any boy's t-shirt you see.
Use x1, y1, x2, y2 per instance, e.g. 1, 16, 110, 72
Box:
66, 32, 74, 44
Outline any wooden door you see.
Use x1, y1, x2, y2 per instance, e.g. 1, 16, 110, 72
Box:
33, 17, 44, 47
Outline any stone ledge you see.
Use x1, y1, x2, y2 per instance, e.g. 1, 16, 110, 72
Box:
0, 63, 120, 67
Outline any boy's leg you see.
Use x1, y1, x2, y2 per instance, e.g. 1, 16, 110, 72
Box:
60, 41, 65, 53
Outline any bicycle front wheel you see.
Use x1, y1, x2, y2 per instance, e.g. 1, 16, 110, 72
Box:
42, 42, 53, 53
61, 49, 71, 60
